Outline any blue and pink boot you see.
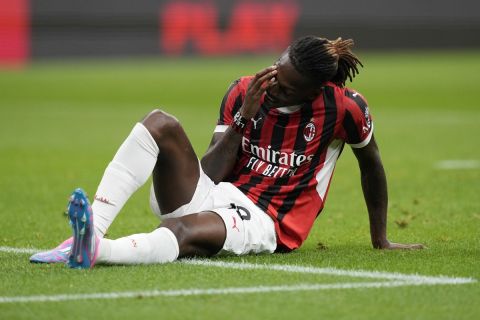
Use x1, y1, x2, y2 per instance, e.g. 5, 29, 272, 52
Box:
29, 237, 73, 264
30, 188, 99, 268
67, 188, 99, 269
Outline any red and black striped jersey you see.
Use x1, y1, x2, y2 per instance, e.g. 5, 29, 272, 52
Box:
215, 76, 373, 251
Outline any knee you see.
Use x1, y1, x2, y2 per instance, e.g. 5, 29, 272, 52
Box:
142, 109, 181, 143
159, 217, 221, 258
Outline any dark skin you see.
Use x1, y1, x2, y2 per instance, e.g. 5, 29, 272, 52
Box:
144, 51, 424, 258
352, 136, 423, 249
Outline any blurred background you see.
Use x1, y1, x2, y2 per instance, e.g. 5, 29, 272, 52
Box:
1, 0, 479, 65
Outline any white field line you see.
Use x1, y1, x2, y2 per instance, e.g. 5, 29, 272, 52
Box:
3, 246, 475, 284
183, 259, 476, 284
435, 160, 480, 170
0, 280, 457, 304
0, 246, 476, 304
0, 246, 40, 254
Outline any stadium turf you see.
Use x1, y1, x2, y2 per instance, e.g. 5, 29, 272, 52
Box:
0, 52, 479, 319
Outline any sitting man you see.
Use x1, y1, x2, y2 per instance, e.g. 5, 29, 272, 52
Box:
31, 36, 423, 268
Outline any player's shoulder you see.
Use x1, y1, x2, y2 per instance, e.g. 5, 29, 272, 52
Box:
323, 83, 369, 111
323, 82, 364, 98
341, 85, 368, 105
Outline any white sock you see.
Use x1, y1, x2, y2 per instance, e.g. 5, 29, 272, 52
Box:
92, 123, 159, 238
96, 227, 179, 265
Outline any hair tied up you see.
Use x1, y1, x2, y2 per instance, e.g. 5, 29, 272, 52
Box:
329, 38, 353, 56
289, 35, 363, 87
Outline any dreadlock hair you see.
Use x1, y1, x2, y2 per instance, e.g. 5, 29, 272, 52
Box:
288, 36, 363, 87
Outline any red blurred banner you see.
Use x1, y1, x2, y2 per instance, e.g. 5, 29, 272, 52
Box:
0, 0, 29, 67
160, 1, 299, 55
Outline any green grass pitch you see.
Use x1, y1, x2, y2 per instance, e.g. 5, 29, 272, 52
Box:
0, 51, 479, 319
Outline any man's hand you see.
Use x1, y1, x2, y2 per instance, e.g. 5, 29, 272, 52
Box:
201, 66, 276, 183
374, 239, 426, 250
240, 65, 277, 119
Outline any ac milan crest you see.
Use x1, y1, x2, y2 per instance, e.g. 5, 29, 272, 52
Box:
303, 122, 316, 142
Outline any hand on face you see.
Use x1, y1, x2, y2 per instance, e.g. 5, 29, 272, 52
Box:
240, 65, 277, 119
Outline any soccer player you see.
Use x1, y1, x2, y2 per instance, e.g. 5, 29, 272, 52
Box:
31, 36, 424, 268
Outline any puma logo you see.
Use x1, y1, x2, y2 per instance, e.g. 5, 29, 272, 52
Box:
232, 216, 240, 232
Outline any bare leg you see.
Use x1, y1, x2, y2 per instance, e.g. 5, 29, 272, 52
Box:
142, 110, 200, 214
143, 111, 227, 257
94, 111, 227, 265
160, 212, 226, 257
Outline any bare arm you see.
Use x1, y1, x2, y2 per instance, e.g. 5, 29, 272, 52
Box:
201, 130, 242, 183
201, 65, 277, 183
352, 135, 424, 249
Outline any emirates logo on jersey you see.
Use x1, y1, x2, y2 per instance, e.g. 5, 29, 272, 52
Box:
303, 122, 316, 142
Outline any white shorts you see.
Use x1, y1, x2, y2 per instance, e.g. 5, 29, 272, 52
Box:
149, 165, 277, 255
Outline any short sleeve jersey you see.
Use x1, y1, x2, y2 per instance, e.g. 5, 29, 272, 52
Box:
215, 76, 373, 251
